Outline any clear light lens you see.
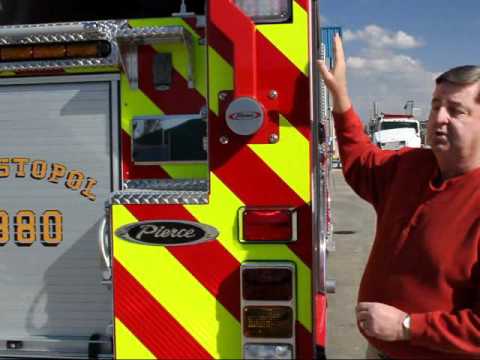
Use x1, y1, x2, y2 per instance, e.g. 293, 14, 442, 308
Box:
244, 343, 293, 360
234, 0, 292, 23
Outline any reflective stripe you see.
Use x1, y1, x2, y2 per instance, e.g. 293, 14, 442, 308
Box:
249, 115, 310, 203
120, 75, 162, 135
207, 47, 233, 115
257, 2, 309, 75
114, 318, 156, 360
184, 173, 312, 331
113, 205, 242, 359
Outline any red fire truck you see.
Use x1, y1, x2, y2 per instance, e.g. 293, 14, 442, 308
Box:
0, 0, 334, 358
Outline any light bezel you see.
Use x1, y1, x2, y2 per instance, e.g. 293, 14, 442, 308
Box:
234, 0, 293, 24
238, 206, 298, 243
241, 262, 296, 359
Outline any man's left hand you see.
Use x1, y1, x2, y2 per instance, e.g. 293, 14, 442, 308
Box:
356, 302, 410, 341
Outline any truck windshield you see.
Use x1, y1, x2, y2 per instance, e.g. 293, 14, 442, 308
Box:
380, 121, 418, 133
0, 0, 205, 25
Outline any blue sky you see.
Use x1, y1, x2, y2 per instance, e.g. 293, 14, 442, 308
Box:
320, 0, 480, 121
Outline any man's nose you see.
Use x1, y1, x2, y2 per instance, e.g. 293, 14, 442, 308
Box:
431, 107, 449, 125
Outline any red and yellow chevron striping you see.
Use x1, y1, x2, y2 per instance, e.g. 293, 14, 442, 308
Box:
113, 1, 316, 357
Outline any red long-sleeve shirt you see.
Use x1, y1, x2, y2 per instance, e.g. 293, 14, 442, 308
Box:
334, 107, 480, 358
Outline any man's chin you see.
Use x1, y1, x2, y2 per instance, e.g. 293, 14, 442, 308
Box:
431, 142, 450, 154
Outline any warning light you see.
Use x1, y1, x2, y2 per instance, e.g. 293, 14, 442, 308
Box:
243, 306, 293, 338
33, 45, 66, 60
1, 46, 32, 61
242, 267, 293, 301
240, 207, 297, 243
234, 0, 292, 24
0, 41, 111, 62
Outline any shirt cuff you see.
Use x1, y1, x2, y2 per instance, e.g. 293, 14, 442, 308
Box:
409, 312, 429, 344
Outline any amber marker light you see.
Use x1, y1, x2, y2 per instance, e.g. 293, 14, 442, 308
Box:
243, 306, 293, 338
32, 44, 66, 60
66, 41, 111, 59
1, 46, 33, 61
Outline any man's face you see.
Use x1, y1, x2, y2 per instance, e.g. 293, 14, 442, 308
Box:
427, 81, 480, 164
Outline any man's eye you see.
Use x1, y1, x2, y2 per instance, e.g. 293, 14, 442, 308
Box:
449, 108, 465, 116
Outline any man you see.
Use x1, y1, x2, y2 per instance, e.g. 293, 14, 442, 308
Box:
318, 34, 480, 358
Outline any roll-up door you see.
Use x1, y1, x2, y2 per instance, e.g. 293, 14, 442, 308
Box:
0, 77, 117, 358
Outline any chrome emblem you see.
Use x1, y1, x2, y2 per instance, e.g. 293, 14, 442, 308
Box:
115, 220, 219, 246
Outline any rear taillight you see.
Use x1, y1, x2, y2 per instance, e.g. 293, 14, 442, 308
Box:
242, 267, 292, 301
241, 262, 296, 359
243, 306, 293, 338
239, 207, 297, 243
234, 0, 292, 24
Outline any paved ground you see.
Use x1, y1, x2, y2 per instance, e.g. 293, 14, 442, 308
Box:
326, 169, 376, 359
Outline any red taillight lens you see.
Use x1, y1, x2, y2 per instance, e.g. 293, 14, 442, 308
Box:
242, 267, 293, 301
243, 306, 293, 338
242, 208, 296, 242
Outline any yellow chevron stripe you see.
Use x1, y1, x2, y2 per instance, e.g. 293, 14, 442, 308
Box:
113, 205, 241, 359
256, 2, 309, 75
162, 162, 209, 179
115, 318, 156, 360
120, 75, 163, 135
65, 66, 118, 74
208, 47, 233, 115
184, 174, 312, 331
249, 115, 310, 203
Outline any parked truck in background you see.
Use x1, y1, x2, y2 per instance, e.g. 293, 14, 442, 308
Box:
369, 113, 422, 150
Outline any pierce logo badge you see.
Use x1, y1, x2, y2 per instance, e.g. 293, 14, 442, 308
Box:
115, 220, 219, 246
228, 111, 262, 121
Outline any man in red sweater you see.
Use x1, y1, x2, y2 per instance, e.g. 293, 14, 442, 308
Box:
318, 34, 480, 358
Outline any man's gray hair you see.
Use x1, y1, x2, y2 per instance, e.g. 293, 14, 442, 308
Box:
436, 65, 480, 86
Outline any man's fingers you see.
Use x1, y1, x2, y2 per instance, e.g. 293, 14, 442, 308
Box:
356, 302, 374, 311
317, 59, 331, 81
356, 312, 370, 321
333, 33, 346, 66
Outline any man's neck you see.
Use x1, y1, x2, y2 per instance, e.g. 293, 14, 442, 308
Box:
437, 158, 480, 180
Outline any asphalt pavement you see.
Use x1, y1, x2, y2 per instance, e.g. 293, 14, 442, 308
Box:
326, 169, 376, 359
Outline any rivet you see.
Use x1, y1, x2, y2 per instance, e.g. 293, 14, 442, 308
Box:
269, 134, 279, 144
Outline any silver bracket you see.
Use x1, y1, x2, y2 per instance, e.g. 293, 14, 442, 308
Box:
117, 26, 195, 90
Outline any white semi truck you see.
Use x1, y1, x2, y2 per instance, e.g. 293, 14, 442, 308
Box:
369, 113, 422, 150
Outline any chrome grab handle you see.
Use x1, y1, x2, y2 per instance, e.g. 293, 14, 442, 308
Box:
98, 216, 111, 281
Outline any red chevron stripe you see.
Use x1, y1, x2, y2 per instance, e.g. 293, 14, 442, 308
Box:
297, 322, 314, 360
139, 45, 205, 114
125, 204, 241, 320
295, 0, 308, 11
256, 32, 311, 140
137, 35, 312, 270
121, 130, 170, 180
114, 259, 212, 359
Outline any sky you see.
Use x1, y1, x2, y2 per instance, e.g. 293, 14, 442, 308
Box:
320, 0, 480, 122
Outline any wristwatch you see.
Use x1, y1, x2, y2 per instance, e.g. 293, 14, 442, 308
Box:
402, 315, 411, 339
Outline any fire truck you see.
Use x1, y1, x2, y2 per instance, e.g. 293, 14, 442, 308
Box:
0, 0, 334, 358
